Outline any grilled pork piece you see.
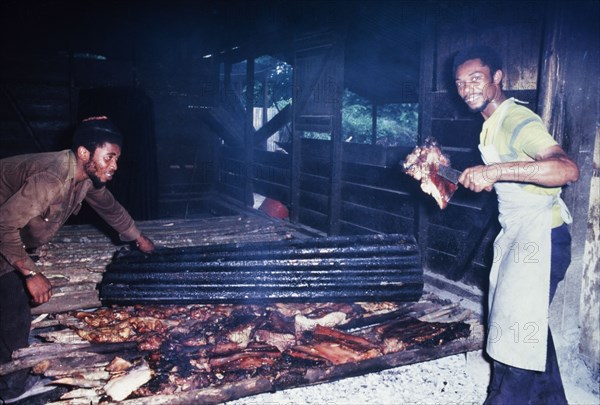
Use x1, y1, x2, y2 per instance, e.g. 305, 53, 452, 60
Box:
285, 325, 381, 365
255, 329, 296, 352
287, 341, 377, 365
209, 342, 282, 372
374, 316, 471, 349
312, 325, 380, 352
403, 137, 458, 209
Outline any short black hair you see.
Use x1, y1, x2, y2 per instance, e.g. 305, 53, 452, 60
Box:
71, 116, 123, 153
452, 45, 503, 77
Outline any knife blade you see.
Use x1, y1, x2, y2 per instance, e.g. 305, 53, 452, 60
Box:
437, 165, 462, 185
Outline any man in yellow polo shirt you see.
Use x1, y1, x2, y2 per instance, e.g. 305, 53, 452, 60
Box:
453, 45, 579, 404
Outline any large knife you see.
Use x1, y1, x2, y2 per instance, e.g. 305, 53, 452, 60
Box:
437, 165, 462, 185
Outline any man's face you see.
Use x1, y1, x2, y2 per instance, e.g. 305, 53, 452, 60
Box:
84, 142, 121, 188
454, 58, 499, 113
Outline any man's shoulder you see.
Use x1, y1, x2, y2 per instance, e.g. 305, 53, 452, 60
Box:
0, 150, 74, 180
503, 102, 545, 131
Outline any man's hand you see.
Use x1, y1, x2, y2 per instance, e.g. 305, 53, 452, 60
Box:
13, 258, 52, 305
135, 234, 155, 254
25, 273, 52, 305
459, 165, 496, 192
459, 146, 579, 193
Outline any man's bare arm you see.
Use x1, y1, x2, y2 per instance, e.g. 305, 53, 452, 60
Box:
459, 145, 579, 192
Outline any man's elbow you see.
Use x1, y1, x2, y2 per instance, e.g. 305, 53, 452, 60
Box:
565, 160, 580, 184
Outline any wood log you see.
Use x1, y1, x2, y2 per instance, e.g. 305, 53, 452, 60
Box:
1, 342, 137, 376
298, 334, 480, 388
119, 376, 274, 405
35, 357, 109, 377
32, 291, 101, 315
36, 329, 87, 344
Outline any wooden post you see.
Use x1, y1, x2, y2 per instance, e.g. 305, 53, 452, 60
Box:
537, 2, 600, 375
416, 9, 436, 268
371, 103, 377, 145
327, 38, 344, 236
244, 57, 255, 207
290, 50, 301, 224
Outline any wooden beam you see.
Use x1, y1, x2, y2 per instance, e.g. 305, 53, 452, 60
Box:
253, 103, 292, 146
417, 10, 436, 269
537, 1, 600, 345
244, 57, 255, 207
327, 39, 344, 236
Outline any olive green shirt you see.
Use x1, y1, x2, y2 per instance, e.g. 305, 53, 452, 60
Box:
0, 150, 141, 277
480, 98, 564, 227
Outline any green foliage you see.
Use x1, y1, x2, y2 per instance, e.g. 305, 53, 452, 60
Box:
376, 103, 418, 146
242, 55, 293, 109
341, 89, 418, 146
342, 91, 372, 143
303, 131, 331, 140
236, 59, 417, 146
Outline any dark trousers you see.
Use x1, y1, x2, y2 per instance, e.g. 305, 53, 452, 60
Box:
0, 270, 32, 398
484, 224, 571, 405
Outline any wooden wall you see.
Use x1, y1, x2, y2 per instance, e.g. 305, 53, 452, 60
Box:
0, 40, 220, 221
218, 140, 418, 234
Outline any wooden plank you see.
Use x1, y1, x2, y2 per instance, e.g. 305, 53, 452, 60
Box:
431, 119, 481, 149
537, 1, 599, 337
447, 207, 496, 280
342, 163, 417, 194
341, 202, 414, 235
253, 162, 290, 186
426, 226, 465, 255
253, 179, 290, 205
253, 103, 292, 145
328, 37, 344, 235
299, 190, 329, 215
427, 194, 496, 231
254, 149, 289, 166
244, 56, 255, 207
121, 377, 274, 405
301, 156, 332, 177
341, 183, 415, 219
298, 207, 328, 233
417, 8, 436, 272
339, 221, 379, 236
300, 172, 329, 195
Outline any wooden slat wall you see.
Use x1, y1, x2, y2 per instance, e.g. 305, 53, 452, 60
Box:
218, 140, 418, 237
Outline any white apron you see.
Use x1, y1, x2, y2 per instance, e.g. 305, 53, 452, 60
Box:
479, 143, 571, 371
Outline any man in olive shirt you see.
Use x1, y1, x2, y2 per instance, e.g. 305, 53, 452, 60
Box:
0, 116, 154, 400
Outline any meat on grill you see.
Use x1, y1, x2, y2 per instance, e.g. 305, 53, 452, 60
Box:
285, 325, 381, 365
403, 137, 458, 209
62, 302, 471, 400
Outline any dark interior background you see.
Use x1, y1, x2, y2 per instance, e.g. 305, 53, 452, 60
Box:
0, 0, 597, 296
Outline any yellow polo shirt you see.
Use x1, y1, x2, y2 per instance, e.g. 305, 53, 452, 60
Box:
480, 99, 564, 227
